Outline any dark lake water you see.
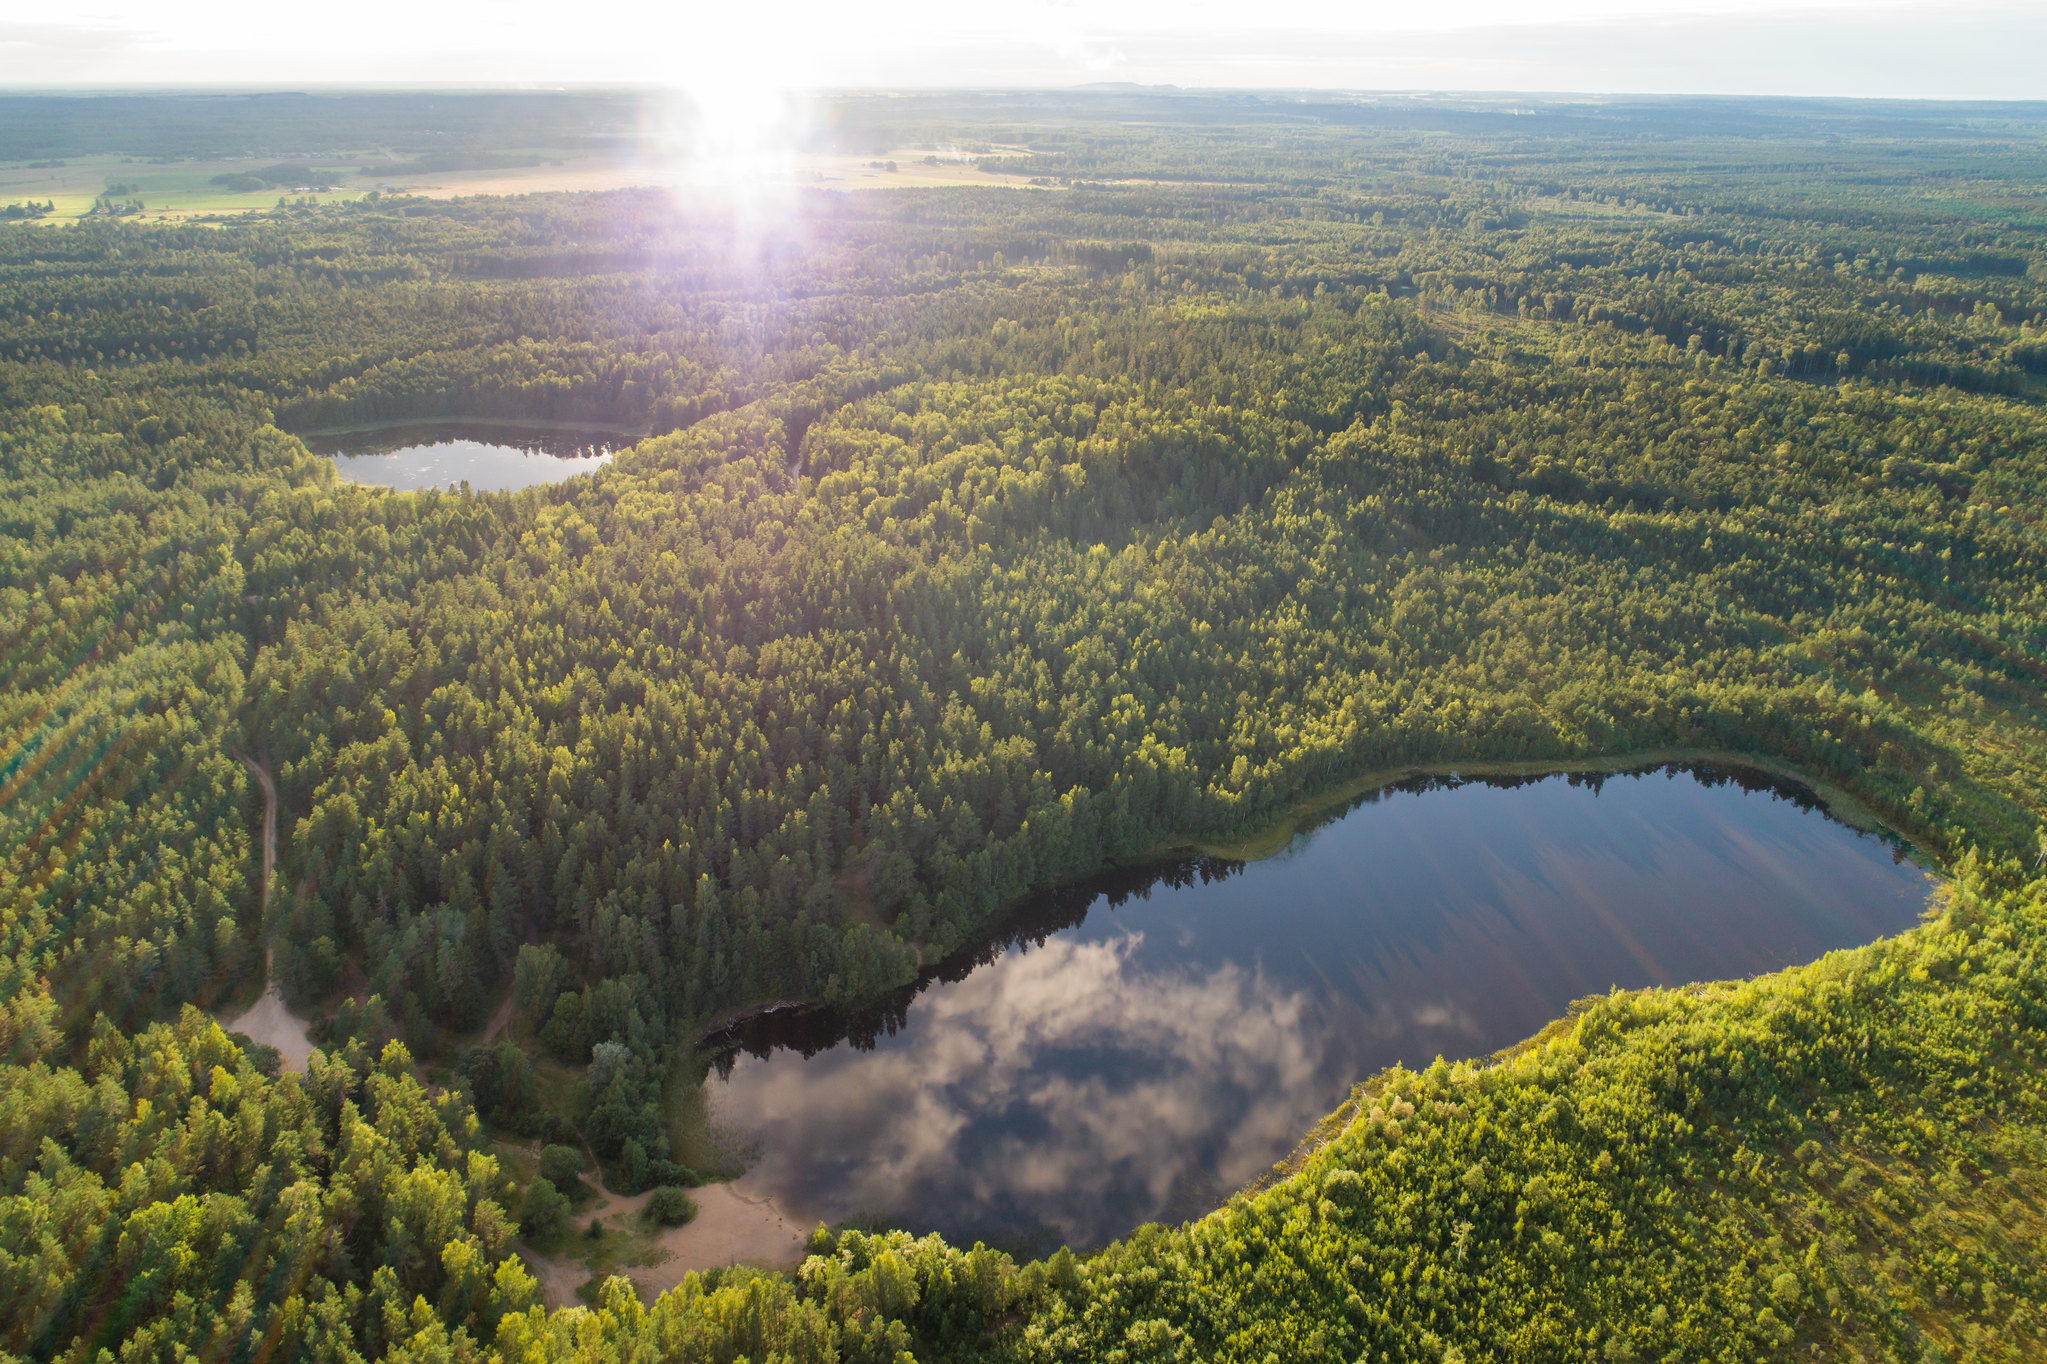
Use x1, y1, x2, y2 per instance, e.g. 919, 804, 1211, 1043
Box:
308, 422, 624, 491
705, 763, 1929, 1254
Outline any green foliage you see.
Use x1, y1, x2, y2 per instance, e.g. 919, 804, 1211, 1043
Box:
537, 1144, 584, 1189
459, 1039, 541, 1132
4, 90, 2047, 1362
643, 1185, 696, 1227
518, 1176, 570, 1240
0, 1009, 537, 1363
1004, 865, 2047, 1363
492, 1230, 1050, 1364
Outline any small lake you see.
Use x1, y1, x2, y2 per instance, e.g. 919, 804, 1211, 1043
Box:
307, 422, 626, 491
705, 763, 1929, 1255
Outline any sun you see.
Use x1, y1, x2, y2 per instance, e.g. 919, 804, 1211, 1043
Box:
686, 79, 802, 186
651, 14, 821, 192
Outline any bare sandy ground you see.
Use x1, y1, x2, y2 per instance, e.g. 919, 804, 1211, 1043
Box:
518, 1243, 594, 1310
628, 1176, 811, 1296
224, 971, 317, 1071
520, 1174, 812, 1308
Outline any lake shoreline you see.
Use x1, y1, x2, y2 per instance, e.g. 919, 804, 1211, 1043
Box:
1192, 747, 1922, 864
316, 424, 626, 492
696, 758, 1934, 1251
689, 747, 1928, 1052
288, 414, 653, 442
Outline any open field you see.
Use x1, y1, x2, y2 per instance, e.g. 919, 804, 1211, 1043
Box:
370, 147, 1036, 199
0, 145, 1034, 223
0, 153, 361, 220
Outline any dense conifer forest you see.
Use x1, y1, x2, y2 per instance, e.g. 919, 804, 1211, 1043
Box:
3, 91, 2047, 1362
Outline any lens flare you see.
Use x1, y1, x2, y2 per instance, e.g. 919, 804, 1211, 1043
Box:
654, 9, 821, 196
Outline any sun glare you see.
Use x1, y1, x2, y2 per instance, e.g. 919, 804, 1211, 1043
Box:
653, 13, 819, 196
682, 79, 803, 188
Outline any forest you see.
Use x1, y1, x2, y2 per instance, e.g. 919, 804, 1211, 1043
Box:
3, 90, 2047, 1362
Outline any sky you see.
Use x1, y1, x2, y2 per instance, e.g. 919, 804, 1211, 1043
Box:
3, 0, 2044, 100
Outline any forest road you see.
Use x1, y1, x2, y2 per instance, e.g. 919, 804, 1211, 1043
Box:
483, 992, 515, 1043
223, 756, 316, 1071
243, 754, 277, 903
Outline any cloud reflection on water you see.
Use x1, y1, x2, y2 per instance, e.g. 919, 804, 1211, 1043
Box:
716, 931, 1336, 1248
708, 764, 1932, 1251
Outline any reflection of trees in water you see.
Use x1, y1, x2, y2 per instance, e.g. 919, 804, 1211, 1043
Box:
1342, 759, 1826, 816
706, 854, 1245, 1074
702, 758, 1919, 1251
706, 760, 1889, 1077
1306, 759, 1908, 857
303, 420, 631, 459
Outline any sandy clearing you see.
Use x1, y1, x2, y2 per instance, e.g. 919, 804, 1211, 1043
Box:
628, 1176, 811, 1295
243, 755, 277, 902
519, 1174, 811, 1307
225, 967, 317, 1071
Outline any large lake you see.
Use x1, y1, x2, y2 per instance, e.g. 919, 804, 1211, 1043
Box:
705, 763, 1928, 1254
308, 422, 625, 491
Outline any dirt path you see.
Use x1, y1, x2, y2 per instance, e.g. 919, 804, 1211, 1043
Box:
518, 1244, 592, 1310
483, 991, 516, 1043
222, 756, 317, 1071
243, 755, 277, 904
